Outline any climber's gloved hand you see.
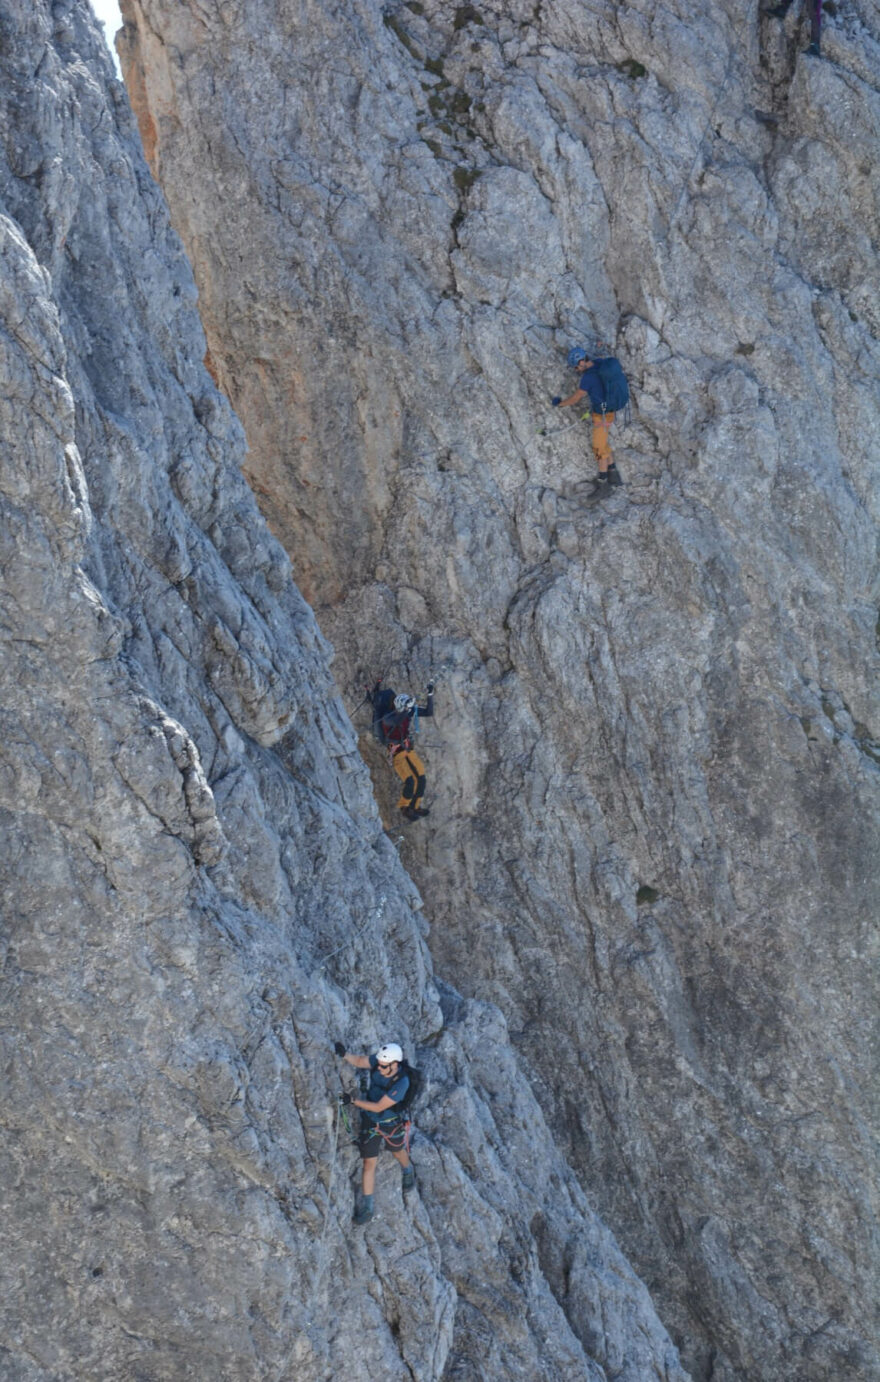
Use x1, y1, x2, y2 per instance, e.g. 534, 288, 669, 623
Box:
551, 396, 562, 407
339, 1092, 352, 1105
426, 681, 435, 695
334, 1041, 346, 1057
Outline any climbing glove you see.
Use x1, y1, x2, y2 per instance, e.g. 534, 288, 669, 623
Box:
339, 1092, 353, 1105
334, 1041, 346, 1057
551, 396, 562, 406
426, 681, 435, 694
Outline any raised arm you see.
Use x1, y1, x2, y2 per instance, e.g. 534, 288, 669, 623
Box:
335, 1042, 371, 1070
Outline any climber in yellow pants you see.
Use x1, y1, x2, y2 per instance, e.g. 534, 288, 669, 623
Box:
368, 680, 435, 821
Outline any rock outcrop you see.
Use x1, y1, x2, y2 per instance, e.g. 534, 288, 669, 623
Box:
117, 0, 880, 1378
0, 2, 692, 1379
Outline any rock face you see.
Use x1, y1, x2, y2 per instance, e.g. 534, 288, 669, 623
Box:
116, 0, 880, 1378
0, 2, 691, 1379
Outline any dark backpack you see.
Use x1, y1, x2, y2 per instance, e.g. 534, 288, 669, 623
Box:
395, 1061, 421, 1115
370, 687, 397, 744
595, 357, 630, 412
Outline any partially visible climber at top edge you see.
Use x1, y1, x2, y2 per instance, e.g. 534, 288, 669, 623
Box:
551, 347, 630, 502
765, 0, 823, 56
368, 679, 434, 821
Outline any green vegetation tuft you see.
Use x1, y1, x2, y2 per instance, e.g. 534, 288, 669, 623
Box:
454, 5, 484, 28
383, 13, 422, 61
453, 166, 481, 192
853, 722, 880, 766
636, 885, 659, 906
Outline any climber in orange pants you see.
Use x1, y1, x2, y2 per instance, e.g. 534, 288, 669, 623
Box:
552, 346, 629, 501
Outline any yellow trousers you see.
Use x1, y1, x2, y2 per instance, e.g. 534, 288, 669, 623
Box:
392, 748, 426, 811
591, 411, 615, 469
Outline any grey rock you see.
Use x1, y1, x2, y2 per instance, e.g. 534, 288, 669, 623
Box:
119, 0, 880, 1377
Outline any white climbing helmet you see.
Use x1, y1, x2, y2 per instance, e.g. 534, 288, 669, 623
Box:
376, 1043, 403, 1065
393, 694, 416, 713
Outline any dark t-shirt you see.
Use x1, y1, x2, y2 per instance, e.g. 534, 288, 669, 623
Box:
363, 1054, 409, 1127
579, 358, 611, 412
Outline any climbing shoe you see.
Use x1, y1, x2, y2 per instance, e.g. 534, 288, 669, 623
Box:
402, 1167, 416, 1192
607, 463, 623, 486
402, 806, 430, 821
806, 40, 820, 55
353, 1201, 374, 1225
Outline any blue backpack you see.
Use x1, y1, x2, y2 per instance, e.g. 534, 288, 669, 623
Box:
595, 357, 630, 412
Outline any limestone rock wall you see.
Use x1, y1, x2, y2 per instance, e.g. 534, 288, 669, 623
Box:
118, 0, 880, 1378
0, 3, 689, 1379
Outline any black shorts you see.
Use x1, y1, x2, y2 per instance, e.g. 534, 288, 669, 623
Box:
359, 1120, 407, 1157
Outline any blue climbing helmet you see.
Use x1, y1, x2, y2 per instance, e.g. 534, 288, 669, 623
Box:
567, 345, 587, 368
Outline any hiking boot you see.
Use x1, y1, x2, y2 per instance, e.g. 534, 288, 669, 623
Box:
580, 479, 608, 504
353, 1201, 374, 1225
402, 806, 429, 821
606, 464, 623, 487
402, 1167, 416, 1192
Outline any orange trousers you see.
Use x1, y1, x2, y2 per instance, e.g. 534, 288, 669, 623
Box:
591, 411, 615, 470
392, 748, 426, 811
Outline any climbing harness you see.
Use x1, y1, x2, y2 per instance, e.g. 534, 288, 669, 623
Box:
364, 1116, 413, 1154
